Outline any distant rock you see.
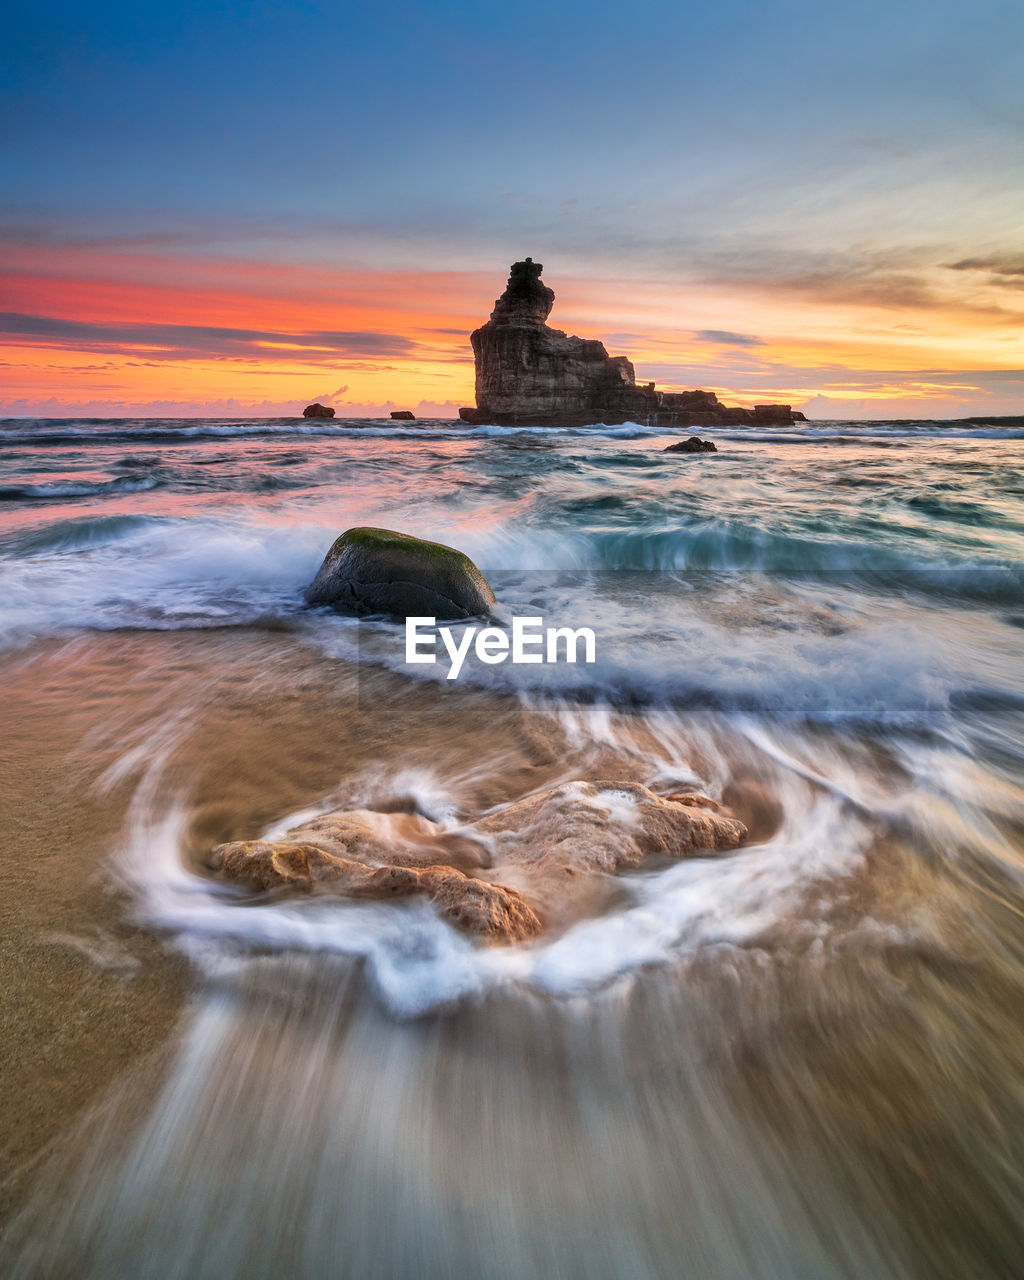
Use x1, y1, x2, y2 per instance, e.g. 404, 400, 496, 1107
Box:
754, 404, 806, 423
302, 403, 335, 418
664, 436, 717, 453
210, 779, 746, 943
458, 260, 805, 428
390, 410, 416, 420
305, 526, 495, 620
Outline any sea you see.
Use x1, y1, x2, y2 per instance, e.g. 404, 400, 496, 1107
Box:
1, 415, 1023, 1278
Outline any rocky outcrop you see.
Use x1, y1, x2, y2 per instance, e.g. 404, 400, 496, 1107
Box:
210, 822, 541, 944
753, 404, 799, 423
305, 526, 495, 620
302, 403, 335, 418
390, 410, 416, 420
664, 436, 717, 453
459, 260, 807, 428
210, 780, 746, 943
474, 780, 745, 930
459, 259, 655, 427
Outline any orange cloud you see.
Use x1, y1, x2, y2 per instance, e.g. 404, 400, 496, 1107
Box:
2, 241, 1022, 418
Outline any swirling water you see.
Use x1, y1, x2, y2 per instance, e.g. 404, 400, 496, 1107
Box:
2, 416, 1024, 1277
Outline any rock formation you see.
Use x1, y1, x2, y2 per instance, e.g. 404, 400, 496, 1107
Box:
210, 780, 747, 943
302, 402, 335, 418
305, 526, 495, 620
664, 436, 717, 454
390, 410, 416, 420
459, 259, 806, 428
210, 808, 540, 944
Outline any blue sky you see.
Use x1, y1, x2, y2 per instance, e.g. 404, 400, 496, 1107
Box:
3, 0, 1023, 416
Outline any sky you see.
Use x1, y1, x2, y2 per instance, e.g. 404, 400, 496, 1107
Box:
2, 0, 1023, 419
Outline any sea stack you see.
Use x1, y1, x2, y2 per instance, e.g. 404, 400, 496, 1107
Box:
459, 259, 806, 428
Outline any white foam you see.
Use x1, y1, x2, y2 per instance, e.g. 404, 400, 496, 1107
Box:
109, 712, 896, 1018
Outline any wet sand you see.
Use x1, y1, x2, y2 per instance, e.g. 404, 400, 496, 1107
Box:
0, 641, 191, 1228
0, 624, 601, 1228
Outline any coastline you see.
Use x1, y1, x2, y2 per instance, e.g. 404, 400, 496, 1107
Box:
0, 416, 1021, 1275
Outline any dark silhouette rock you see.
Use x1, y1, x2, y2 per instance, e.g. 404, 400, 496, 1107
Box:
488, 255, 555, 325
458, 261, 805, 428
664, 436, 717, 453
660, 390, 722, 413
753, 404, 803, 424
305, 526, 495, 620
462, 259, 657, 427
390, 410, 416, 420
302, 403, 335, 418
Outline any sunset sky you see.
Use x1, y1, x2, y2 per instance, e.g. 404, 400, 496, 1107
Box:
3, 0, 1023, 419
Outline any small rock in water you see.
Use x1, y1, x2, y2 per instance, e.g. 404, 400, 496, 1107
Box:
390, 410, 416, 420
664, 436, 717, 453
302, 402, 335, 418
305, 526, 495, 620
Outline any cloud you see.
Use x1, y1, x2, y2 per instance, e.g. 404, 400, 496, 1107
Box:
688, 246, 942, 309
0, 313, 419, 363
946, 254, 1024, 289
601, 332, 655, 347
947, 254, 1024, 276
693, 329, 765, 347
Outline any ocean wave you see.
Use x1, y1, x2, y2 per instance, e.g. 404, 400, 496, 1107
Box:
0, 514, 331, 647
0, 418, 663, 447
0, 475, 160, 500
1, 504, 1020, 728
710, 422, 1024, 442
5, 415, 1024, 444
454, 522, 1024, 600
4, 512, 174, 555
314, 604, 967, 730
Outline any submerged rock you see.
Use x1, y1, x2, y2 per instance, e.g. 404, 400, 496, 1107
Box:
458, 259, 806, 428
305, 526, 496, 620
210, 804, 540, 941
211, 835, 541, 944
302, 403, 335, 418
475, 780, 745, 927
664, 436, 717, 454
210, 779, 747, 944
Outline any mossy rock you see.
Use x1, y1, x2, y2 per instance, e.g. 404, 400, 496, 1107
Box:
305, 526, 496, 620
